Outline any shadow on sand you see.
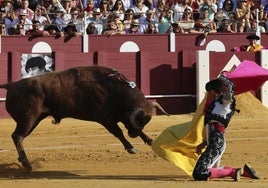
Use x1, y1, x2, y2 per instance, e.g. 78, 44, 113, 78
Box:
0, 163, 187, 181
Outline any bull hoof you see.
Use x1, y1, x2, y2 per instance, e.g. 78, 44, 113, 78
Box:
146, 139, 154, 146
127, 148, 138, 154
23, 164, 33, 172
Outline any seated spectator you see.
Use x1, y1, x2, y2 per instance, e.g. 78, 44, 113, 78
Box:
190, 19, 216, 33
33, 5, 51, 30
83, 0, 94, 17
131, 0, 149, 19
11, 9, 32, 34
66, 7, 83, 33
14, 0, 34, 20
85, 8, 103, 34
86, 22, 98, 34
217, 18, 236, 33
235, 0, 251, 31
112, 11, 125, 32
247, 19, 266, 33
155, 0, 172, 34
102, 20, 126, 35
0, 22, 7, 35
63, 23, 82, 36
139, 9, 159, 34
8, 20, 26, 35
198, 0, 217, 21
45, 24, 64, 37
178, 8, 195, 33
50, 8, 66, 31
167, 23, 184, 33
144, 22, 158, 34
111, 0, 125, 21
123, 8, 134, 29
125, 19, 142, 34
25, 20, 49, 39
200, 7, 216, 30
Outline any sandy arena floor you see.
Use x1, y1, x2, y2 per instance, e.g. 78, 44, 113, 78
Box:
0, 93, 267, 188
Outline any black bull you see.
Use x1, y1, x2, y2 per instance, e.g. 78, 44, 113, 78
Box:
0, 66, 169, 171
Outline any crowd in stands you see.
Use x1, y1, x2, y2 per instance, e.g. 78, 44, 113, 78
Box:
0, 0, 267, 36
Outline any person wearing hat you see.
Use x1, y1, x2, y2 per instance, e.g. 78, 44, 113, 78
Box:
85, 8, 103, 34
14, 0, 34, 20
11, 9, 32, 34
192, 74, 261, 181
246, 33, 263, 52
125, 19, 142, 34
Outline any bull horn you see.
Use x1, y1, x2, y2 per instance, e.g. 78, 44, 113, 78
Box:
152, 101, 170, 116
130, 108, 143, 130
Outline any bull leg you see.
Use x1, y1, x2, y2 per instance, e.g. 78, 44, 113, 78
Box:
12, 131, 32, 172
12, 115, 45, 172
103, 123, 138, 154
139, 132, 153, 146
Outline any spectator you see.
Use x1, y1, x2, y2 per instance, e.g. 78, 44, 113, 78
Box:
144, 22, 158, 33
8, 19, 25, 35
11, 9, 32, 34
171, 0, 193, 23
14, 0, 34, 20
200, 7, 216, 30
247, 19, 266, 32
50, 7, 65, 31
83, 0, 94, 17
187, 0, 200, 21
123, 8, 134, 29
132, 0, 149, 18
86, 8, 103, 34
61, 0, 72, 23
2, 0, 14, 13
86, 22, 98, 34
70, 0, 83, 10
111, 0, 125, 20
45, 24, 64, 37
198, 0, 217, 21
121, 0, 133, 10
112, 11, 125, 31
170, 0, 185, 23
0, 22, 7, 35
63, 22, 81, 35
235, 0, 251, 31
33, 5, 51, 30
0, 7, 11, 33
155, 0, 172, 33
66, 7, 83, 32
25, 20, 50, 39
178, 8, 195, 33
216, 18, 236, 32
125, 18, 143, 34
139, 9, 158, 33
167, 22, 184, 33
102, 20, 126, 35
190, 19, 216, 33
98, 0, 111, 22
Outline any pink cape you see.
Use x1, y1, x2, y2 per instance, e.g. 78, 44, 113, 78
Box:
225, 60, 268, 94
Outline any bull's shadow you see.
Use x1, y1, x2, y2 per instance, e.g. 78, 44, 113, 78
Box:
0, 163, 185, 181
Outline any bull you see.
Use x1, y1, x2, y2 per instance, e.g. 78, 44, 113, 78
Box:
0, 66, 169, 171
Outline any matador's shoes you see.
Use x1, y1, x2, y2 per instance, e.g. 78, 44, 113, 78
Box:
243, 163, 260, 179
234, 168, 243, 181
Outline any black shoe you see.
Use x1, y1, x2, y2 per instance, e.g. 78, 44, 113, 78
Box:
234, 168, 243, 181
243, 163, 260, 179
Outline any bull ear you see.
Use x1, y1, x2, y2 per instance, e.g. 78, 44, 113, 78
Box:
130, 108, 143, 130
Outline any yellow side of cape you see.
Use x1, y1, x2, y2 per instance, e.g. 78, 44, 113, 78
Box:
151, 97, 206, 176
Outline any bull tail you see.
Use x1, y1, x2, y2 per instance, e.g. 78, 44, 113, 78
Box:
152, 101, 170, 116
